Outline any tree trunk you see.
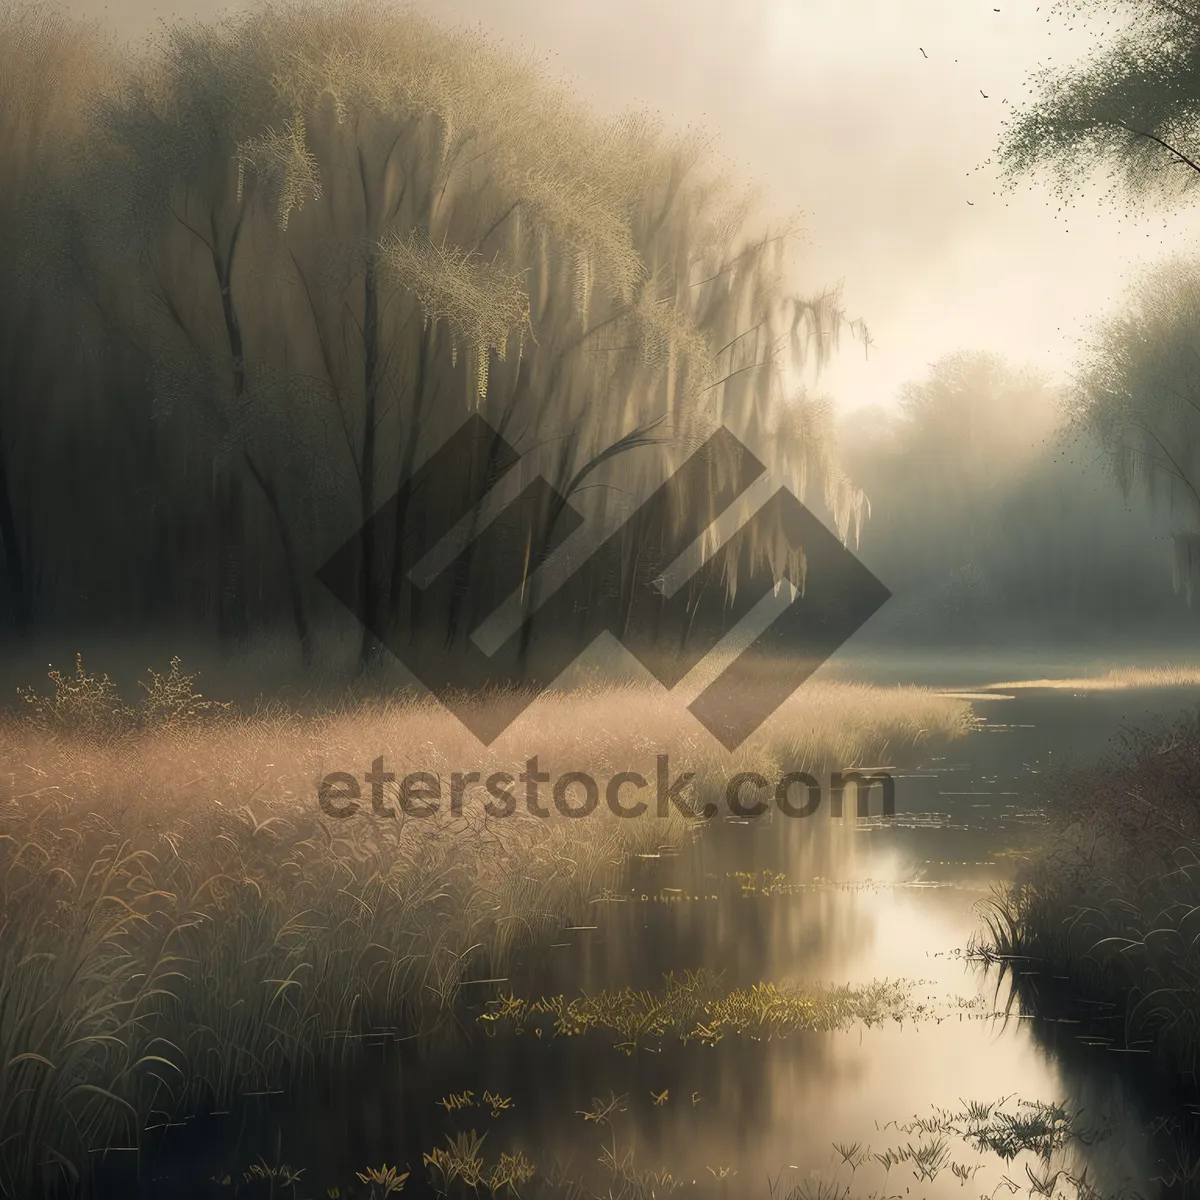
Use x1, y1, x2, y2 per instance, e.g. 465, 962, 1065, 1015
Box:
212, 213, 251, 649
215, 464, 250, 646
389, 322, 437, 640
358, 252, 380, 670
244, 450, 312, 666
0, 434, 28, 630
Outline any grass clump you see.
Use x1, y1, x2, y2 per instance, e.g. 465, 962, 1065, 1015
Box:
0, 688, 679, 1194
17, 654, 233, 741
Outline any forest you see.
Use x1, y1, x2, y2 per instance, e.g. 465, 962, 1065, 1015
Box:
0, 0, 872, 696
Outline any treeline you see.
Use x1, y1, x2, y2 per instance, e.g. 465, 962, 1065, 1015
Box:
0, 0, 864, 673
842, 351, 1190, 644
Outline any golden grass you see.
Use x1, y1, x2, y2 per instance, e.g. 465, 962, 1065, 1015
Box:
984, 663, 1200, 691
0, 671, 970, 1194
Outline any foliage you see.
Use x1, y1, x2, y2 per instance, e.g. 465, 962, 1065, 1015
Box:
17, 653, 132, 740
983, 712, 1200, 1077
839, 351, 1123, 638
997, 2, 1200, 612
1073, 257, 1200, 599
140, 656, 237, 729
477, 969, 915, 1053
0, 0, 870, 654
999, 0, 1200, 209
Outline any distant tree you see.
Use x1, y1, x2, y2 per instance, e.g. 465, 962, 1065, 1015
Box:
845, 348, 1187, 641
884, 350, 1059, 569
843, 351, 1063, 633
1075, 258, 1200, 597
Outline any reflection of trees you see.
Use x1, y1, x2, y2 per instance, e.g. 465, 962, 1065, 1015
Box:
508, 817, 875, 997
235, 1016, 854, 1196
160, 819, 871, 1193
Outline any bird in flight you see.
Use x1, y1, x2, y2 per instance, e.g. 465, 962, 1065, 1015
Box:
919, 46, 928, 57
980, 90, 989, 98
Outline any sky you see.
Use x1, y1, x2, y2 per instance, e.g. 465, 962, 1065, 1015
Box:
67, 0, 1200, 414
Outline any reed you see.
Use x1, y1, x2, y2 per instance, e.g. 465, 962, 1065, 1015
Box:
0, 657, 970, 1195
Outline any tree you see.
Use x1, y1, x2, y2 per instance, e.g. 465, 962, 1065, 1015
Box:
999, 0, 1200, 206
1075, 258, 1200, 597
998, 0, 1200, 607
842, 351, 1063, 633
117, 0, 867, 669
0, 4, 114, 632
0, 0, 869, 668
86, 12, 329, 656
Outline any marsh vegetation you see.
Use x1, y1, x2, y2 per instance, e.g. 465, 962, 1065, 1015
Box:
0, 656, 972, 1195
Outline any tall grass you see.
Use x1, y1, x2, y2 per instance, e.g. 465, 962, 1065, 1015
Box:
0, 658, 970, 1195
986, 663, 1200, 691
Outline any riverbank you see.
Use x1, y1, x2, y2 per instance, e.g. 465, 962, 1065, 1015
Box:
0, 658, 971, 1196
984, 698, 1200, 1082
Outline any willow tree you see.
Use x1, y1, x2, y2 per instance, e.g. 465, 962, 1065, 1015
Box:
84, 12, 323, 655
63, 0, 866, 666
1075, 259, 1200, 598
224, 2, 866, 660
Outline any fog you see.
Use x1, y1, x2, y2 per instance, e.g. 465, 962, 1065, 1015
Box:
59, 0, 1200, 413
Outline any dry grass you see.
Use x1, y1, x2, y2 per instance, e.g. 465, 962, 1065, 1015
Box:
985, 663, 1200, 691
0, 660, 970, 1195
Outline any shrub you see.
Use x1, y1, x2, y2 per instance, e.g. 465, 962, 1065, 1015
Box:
15, 654, 234, 742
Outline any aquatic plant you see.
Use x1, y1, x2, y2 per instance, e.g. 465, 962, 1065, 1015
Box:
477, 969, 915, 1052
183, 1094, 1127, 1199
354, 1164, 410, 1197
